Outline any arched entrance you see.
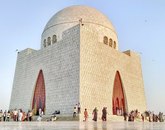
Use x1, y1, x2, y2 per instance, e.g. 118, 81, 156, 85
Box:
32, 70, 46, 115
112, 71, 126, 115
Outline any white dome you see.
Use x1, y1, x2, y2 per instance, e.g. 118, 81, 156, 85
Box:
43, 5, 115, 33
41, 5, 118, 49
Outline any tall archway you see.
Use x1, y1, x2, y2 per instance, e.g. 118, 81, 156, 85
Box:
112, 71, 126, 115
32, 70, 46, 115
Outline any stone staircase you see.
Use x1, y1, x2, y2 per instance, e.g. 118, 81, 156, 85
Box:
31, 114, 143, 122
33, 115, 79, 121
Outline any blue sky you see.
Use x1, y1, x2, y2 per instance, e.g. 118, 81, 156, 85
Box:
0, 0, 165, 114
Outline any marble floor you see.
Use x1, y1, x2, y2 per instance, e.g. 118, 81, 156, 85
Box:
0, 121, 165, 130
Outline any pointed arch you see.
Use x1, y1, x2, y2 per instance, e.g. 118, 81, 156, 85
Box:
112, 71, 126, 115
32, 70, 46, 115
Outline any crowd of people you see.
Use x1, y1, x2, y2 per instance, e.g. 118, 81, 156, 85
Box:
92, 107, 108, 122
80, 107, 108, 121
73, 103, 81, 118
124, 109, 164, 122
80, 107, 164, 122
72, 103, 108, 122
0, 107, 164, 122
0, 109, 33, 122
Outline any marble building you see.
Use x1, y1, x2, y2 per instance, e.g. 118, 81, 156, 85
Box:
10, 5, 146, 120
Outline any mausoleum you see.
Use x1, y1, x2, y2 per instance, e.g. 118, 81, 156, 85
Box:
10, 5, 146, 120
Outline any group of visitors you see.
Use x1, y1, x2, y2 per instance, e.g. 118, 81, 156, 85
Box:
0, 110, 10, 121
73, 103, 81, 118
73, 104, 105, 122
72, 103, 108, 122
142, 111, 164, 122
0, 109, 33, 122
92, 107, 108, 122
123, 109, 164, 122
1, 107, 164, 122
82, 107, 108, 122
82, 108, 164, 122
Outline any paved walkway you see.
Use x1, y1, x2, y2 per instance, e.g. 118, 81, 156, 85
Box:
0, 121, 165, 130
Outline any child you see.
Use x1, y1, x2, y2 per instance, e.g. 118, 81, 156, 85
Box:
83, 109, 88, 121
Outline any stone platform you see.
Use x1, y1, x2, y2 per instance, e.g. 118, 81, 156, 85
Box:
0, 121, 165, 130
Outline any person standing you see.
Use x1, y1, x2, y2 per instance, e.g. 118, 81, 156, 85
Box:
92, 107, 98, 121
18, 109, 23, 121
3, 110, 7, 121
6, 111, 10, 121
78, 103, 81, 114
123, 111, 128, 121
141, 113, 144, 122
83, 108, 88, 121
28, 110, 33, 121
73, 107, 77, 118
13, 109, 18, 121
39, 108, 42, 117
0, 110, 3, 121
22, 112, 27, 121
102, 107, 107, 121
75, 104, 78, 113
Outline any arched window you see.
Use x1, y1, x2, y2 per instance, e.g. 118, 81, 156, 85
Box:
47, 37, 51, 46
114, 41, 116, 49
103, 36, 108, 45
109, 38, 113, 47
43, 39, 46, 47
52, 35, 57, 44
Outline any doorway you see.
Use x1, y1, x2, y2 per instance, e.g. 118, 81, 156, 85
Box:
32, 70, 46, 115
112, 71, 126, 115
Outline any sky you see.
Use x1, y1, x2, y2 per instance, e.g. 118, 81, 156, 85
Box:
0, 0, 165, 114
